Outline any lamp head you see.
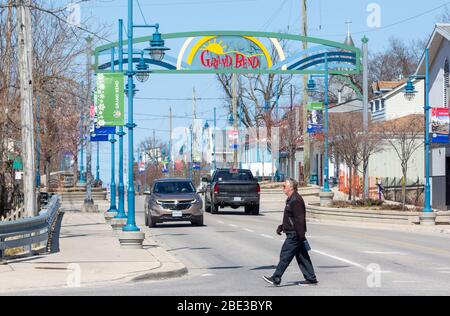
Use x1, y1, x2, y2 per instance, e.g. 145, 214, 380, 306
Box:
403, 80, 417, 101
306, 78, 317, 97
135, 57, 150, 83
144, 28, 170, 61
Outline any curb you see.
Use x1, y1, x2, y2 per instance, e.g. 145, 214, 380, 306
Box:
131, 266, 188, 282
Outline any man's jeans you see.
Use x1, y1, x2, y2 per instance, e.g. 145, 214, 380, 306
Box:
273, 232, 317, 282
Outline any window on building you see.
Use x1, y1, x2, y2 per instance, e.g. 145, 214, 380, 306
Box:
381, 99, 385, 110
375, 100, 380, 112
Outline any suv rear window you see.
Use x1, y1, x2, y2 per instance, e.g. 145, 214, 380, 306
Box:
214, 170, 254, 181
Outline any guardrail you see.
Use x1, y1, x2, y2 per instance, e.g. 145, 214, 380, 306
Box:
0, 195, 62, 261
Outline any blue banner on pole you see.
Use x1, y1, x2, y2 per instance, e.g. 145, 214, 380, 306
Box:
94, 126, 116, 135
90, 134, 109, 142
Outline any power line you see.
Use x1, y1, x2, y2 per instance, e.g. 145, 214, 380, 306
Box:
136, 0, 148, 25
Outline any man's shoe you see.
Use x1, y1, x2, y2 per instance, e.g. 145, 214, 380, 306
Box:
299, 279, 319, 286
263, 276, 280, 286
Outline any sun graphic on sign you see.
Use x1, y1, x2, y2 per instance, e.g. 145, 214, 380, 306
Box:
200, 38, 263, 58
200, 39, 228, 55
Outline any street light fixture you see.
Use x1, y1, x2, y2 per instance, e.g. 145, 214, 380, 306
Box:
403, 79, 417, 101
306, 77, 317, 97
135, 55, 150, 83
144, 25, 170, 61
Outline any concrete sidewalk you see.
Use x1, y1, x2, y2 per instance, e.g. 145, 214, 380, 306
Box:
0, 212, 187, 293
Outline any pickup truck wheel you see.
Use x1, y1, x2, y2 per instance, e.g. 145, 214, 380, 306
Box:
251, 205, 260, 216
244, 206, 252, 215
211, 203, 219, 214
205, 202, 211, 213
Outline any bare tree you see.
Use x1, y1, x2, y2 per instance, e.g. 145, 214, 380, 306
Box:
378, 114, 424, 209
329, 112, 364, 201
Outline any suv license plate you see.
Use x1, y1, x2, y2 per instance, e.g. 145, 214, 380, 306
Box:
233, 197, 242, 202
172, 211, 183, 217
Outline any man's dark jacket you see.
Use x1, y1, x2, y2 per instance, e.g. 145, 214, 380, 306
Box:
281, 191, 307, 241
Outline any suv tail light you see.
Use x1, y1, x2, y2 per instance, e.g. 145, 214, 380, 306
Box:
256, 184, 261, 194
214, 183, 219, 194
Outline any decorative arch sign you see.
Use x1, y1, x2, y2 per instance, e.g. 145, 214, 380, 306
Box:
94, 31, 362, 76
187, 36, 272, 70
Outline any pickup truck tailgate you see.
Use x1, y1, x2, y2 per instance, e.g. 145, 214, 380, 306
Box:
217, 182, 259, 196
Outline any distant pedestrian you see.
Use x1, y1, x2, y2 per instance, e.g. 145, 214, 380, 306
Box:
263, 178, 318, 286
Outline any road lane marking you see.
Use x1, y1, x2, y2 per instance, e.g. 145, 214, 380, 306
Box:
244, 228, 255, 233
260, 234, 274, 239
362, 251, 407, 256
312, 249, 391, 273
228, 224, 238, 228
201, 273, 216, 277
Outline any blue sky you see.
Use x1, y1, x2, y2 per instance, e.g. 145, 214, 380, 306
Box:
54, 0, 450, 184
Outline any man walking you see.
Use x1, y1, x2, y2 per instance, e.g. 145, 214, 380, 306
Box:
263, 178, 318, 286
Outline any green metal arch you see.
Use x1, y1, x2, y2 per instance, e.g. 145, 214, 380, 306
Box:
94, 30, 360, 55
94, 31, 361, 75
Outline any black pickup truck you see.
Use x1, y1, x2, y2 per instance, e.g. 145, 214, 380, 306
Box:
202, 169, 260, 215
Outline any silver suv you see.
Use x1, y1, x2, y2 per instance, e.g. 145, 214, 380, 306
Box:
145, 179, 204, 227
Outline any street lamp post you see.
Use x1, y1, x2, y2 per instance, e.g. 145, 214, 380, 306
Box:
108, 135, 118, 213
79, 83, 86, 185
403, 48, 435, 226
116, 19, 127, 220
121, 0, 169, 236
107, 47, 118, 214
306, 53, 334, 206
96, 142, 100, 182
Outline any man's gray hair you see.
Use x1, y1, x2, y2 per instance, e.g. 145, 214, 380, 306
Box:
286, 178, 298, 191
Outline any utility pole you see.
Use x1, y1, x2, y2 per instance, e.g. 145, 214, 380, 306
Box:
362, 37, 369, 200
192, 88, 197, 181
36, 96, 41, 189
301, 0, 310, 184
83, 36, 95, 212
232, 73, 238, 169
169, 107, 172, 177
17, 0, 37, 217
153, 128, 156, 166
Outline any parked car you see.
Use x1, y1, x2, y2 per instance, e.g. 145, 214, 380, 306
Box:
144, 179, 204, 227
203, 168, 260, 215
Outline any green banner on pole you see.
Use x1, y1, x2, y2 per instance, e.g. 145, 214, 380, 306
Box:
96, 73, 124, 126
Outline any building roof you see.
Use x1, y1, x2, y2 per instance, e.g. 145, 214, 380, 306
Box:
416, 23, 450, 75
329, 99, 363, 113
372, 81, 406, 93
370, 78, 422, 101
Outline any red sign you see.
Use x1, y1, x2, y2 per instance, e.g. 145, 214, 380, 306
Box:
200, 51, 261, 70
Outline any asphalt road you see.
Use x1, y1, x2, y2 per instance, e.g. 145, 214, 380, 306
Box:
10, 194, 450, 296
